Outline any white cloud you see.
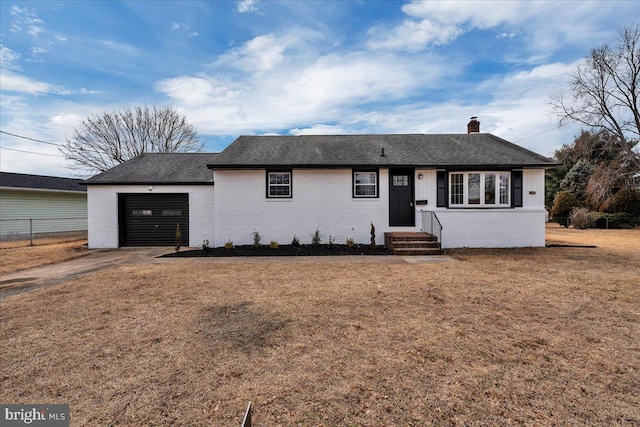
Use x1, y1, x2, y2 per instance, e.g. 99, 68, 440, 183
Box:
100, 40, 140, 55
369, 0, 526, 51
215, 33, 294, 73
0, 45, 21, 69
237, 0, 258, 14
0, 70, 51, 94
10, 5, 46, 37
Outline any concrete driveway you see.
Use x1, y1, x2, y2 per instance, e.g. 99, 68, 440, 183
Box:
0, 248, 454, 300
0, 247, 170, 300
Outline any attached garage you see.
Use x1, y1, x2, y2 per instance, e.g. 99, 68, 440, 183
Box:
119, 193, 189, 246
84, 153, 218, 249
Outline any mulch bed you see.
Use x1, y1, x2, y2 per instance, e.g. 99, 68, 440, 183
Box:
163, 244, 392, 257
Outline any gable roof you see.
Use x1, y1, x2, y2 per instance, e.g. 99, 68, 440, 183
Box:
207, 134, 557, 169
0, 172, 86, 192
84, 153, 219, 185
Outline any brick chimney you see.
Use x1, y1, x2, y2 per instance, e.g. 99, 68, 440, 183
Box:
467, 116, 480, 133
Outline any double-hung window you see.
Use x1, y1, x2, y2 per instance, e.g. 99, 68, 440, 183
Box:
267, 170, 292, 198
353, 170, 378, 198
449, 172, 510, 207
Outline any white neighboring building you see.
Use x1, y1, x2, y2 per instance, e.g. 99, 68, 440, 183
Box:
84, 118, 557, 249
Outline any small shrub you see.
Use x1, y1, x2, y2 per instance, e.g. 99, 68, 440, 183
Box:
311, 227, 323, 245
551, 191, 581, 227
252, 229, 262, 247
327, 235, 335, 249
175, 223, 181, 252
202, 239, 210, 252
270, 240, 279, 249
569, 207, 595, 230
370, 222, 376, 248
346, 237, 355, 248
224, 240, 234, 249
291, 235, 300, 246
551, 191, 581, 218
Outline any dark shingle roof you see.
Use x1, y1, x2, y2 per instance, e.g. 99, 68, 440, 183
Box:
208, 134, 556, 169
84, 153, 219, 185
0, 172, 86, 192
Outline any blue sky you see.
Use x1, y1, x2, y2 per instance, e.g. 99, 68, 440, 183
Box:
1, 0, 639, 177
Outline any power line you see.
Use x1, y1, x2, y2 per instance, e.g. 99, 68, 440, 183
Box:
514, 125, 562, 143
0, 146, 63, 157
0, 130, 63, 147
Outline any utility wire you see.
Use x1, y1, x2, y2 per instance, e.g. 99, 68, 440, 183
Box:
0, 130, 63, 147
514, 125, 562, 143
0, 146, 64, 157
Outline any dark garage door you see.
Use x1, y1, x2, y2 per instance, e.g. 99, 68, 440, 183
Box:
119, 193, 189, 246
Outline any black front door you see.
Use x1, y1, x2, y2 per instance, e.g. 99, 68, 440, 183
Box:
389, 168, 414, 226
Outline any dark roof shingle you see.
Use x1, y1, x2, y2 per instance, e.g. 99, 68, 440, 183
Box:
208, 134, 556, 169
84, 153, 219, 185
0, 172, 86, 192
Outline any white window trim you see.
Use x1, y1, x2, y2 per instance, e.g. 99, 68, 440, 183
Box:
449, 171, 511, 207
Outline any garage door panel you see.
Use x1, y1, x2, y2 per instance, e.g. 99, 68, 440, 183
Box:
119, 193, 189, 246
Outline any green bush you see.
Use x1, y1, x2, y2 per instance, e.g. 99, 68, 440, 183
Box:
551, 191, 581, 226
252, 229, 262, 247
600, 188, 640, 216
291, 235, 300, 246
310, 227, 323, 245
551, 191, 581, 218
592, 212, 639, 229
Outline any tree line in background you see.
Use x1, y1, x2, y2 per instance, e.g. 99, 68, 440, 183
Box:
548, 24, 640, 228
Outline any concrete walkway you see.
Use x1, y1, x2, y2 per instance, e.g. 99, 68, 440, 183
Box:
0, 248, 455, 300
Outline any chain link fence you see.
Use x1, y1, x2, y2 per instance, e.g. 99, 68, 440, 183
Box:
0, 217, 88, 247
550, 215, 640, 229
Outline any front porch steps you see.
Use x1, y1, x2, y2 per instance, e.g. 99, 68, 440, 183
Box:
384, 232, 442, 256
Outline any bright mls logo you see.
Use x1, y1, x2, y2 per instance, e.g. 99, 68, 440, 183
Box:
1, 404, 69, 426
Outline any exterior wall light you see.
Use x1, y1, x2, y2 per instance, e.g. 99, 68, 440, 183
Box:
417, 173, 423, 180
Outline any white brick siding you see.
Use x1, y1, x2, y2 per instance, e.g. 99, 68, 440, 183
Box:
87, 168, 547, 249
213, 169, 391, 246
87, 185, 214, 248
432, 209, 545, 248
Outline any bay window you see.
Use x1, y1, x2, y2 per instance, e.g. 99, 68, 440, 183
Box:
449, 172, 510, 207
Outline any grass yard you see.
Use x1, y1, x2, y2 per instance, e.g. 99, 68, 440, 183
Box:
0, 239, 89, 275
1, 226, 639, 426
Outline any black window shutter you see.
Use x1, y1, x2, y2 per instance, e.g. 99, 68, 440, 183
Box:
512, 170, 523, 207
437, 171, 447, 207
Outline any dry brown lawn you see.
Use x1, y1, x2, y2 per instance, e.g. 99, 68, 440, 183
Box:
1, 227, 639, 426
0, 240, 89, 275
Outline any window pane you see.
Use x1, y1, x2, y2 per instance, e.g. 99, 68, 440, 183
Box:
500, 173, 509, 204
393, 175, 408, 186
356, 185, 376, 196
270, 173, 289, 185
468, 173, 480, 204
485, 173, 495, 204
451, 173, 464, 204
132, 209, 152, 216
162, 209, 182, 216
355, 172, 376, 185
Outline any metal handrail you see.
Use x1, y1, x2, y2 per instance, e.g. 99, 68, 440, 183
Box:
420, 210, 442, 244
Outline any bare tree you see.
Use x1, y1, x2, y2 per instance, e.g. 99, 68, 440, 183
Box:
61, 105, 202, 175
550, 24, 640, 172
